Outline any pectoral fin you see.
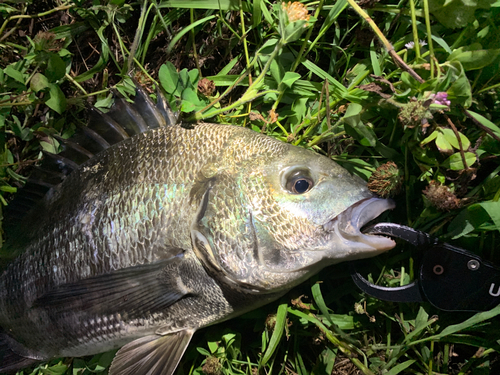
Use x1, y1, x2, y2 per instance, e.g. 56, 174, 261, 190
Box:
33, 251, 189, 319
109, 329, 195, 375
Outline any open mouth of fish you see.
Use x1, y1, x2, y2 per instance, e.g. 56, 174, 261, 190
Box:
323, 197, 396, 253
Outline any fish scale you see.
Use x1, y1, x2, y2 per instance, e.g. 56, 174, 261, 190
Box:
0, 84, 395, 375
1, 123, 291, 360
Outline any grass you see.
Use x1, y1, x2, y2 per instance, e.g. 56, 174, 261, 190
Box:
1, 0, 500, 374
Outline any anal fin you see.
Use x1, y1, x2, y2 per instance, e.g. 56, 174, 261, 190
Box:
0, 333, 40, 374
109, 329, 195, 375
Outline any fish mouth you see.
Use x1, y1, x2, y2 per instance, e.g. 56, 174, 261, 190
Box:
323, 197, 396, 255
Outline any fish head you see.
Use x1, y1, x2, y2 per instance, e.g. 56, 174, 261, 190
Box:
191, 128, 395, 292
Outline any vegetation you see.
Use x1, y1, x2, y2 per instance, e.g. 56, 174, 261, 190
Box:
1, 0, 499, 374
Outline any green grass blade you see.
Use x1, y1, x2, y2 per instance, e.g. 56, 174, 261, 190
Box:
217, 56, 241, 76
301, 60, 347, 96
370, 40, 382, 76
167, 14, 217, 52
307, 0, 348, 54
311, 282, 334, 325
385, 359, 416, 375
411, 304, 500, 345
260, 303, 287, 366
158, 0, 240, 10
251, 0, 262, 30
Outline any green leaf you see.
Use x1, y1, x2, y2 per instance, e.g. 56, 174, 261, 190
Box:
9, 115, 31, 141
4, 64, 25, 84
431, 33, 453, 54
0, 4, 18, 14
441, 152, 476, 170
94, 94, 114, 110
342, 103, 377, 147
196, 347, 211, 356
475, 201, 500, 231
40, 139, 60, 154
30, 73, 50, 92
159, 62, 180, 95
181, 87, 202, 106
449, 44, 500, 70
178, 68, 192, 90
289, 97, 308, 128
428, 0, 496, 29
415, 306, 430, 330
435, 128, 471, 151
282, 72, 301, 88
0, 185, 17, 193
188, 68, 200, 87
180, 100, 196, 112
448, 204, 492, 238
46, 83, 67, 114
282, 19, 310, 43
335, 157, 374, 180
435, 131, 453, 152
443, 128, 470, 150
446, 61, 472, 107
39, 363, 68, 375
400, 71, 420, 90
421, 130, 438, 146
207, 340, 218, 354
467, 110, 500, 140
269, 59, 283, 84
46, 53, 67, 81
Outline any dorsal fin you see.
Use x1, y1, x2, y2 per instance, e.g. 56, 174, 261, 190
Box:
4, 81, 178, 235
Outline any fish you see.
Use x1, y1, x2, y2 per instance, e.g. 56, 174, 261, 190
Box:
0, 82, 395, 375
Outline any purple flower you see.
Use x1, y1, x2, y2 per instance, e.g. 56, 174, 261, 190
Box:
429, 92, 451, 106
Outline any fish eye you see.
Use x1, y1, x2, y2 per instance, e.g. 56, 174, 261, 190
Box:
285, 170, 314, 194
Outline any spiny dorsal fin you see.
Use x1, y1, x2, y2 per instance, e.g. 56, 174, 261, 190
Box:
5, 81, 178, 233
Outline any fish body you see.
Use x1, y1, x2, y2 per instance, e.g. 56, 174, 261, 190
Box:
0, 86, 395, 375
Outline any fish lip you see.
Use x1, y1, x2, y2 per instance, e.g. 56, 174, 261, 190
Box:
323, 197, 396, 252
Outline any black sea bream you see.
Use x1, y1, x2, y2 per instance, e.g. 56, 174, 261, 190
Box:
0, 84, 395, 375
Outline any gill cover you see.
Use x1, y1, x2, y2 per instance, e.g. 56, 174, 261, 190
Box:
190, 171, 264, 291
